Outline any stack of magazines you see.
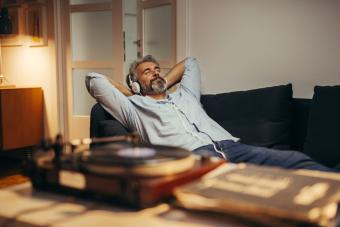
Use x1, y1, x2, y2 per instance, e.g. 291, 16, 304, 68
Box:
174, 164, 340, 227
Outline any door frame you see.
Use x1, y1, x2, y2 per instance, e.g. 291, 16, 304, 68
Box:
54, 0, 68, 139
56, 0, 124, 140
137, 0, 177, 69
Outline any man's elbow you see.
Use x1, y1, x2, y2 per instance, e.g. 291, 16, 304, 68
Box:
85, 74, 94, 95
85, 72, 102, 95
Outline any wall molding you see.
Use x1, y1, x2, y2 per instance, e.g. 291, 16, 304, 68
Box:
53, 0, 67, 138
176, 0, 190, 60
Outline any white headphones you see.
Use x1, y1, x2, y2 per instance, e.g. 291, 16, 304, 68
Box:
128, 73, 141, 94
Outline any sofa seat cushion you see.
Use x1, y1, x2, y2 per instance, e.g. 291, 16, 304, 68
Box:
201, 84, 293, 149
303, 85, 340, 167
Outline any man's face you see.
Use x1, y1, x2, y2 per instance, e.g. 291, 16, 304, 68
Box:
136, 61, 167, 95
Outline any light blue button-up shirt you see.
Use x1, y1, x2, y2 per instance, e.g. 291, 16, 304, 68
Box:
86, 58, 238, 151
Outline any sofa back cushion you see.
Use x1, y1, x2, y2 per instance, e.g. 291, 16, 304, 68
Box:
90, 103, 129, 138
201, 84, 293, 149
291, 99, 311, 151
303, 85, 340, 167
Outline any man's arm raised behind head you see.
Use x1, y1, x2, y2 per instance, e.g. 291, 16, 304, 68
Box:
165, 58, 201, 100
85, 72, 136, 129
105, 76, 133, 97
164, 58, 187, 90
86, 72, 133, 97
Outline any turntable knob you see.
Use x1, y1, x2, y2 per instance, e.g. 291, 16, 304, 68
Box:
40, 138, 53, 151
53, 134, 64, 167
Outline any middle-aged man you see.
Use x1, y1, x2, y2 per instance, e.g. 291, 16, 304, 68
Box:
86, 55, 337, 172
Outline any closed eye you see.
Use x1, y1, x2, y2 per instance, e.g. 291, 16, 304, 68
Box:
143, 69, 151, 74
143, 66, 160, 75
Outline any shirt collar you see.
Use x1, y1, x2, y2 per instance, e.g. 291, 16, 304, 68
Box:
156, 94, 172, 104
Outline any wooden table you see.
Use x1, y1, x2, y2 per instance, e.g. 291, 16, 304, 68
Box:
0, 87, 43, 151
0, 182, 256, 227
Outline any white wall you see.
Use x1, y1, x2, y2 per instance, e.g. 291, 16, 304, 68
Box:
179, 0, 340, 98
1, 0, 58, 137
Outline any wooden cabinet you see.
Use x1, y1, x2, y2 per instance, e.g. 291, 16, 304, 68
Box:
0, 87, 43, 151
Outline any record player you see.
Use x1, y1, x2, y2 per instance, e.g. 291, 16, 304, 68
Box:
23, 134, 224, 208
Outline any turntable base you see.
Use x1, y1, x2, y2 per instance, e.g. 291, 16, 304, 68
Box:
28, 155, 224, 208
24, 135, 225, 208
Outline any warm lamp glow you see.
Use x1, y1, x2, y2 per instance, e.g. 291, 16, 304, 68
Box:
0, 41, 15, 87
0, 40, 5, 86
0, 7, 14, 87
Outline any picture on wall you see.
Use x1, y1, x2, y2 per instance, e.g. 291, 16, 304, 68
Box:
22, 0, 45, 3
1, 0, 22, 7
25, 4, 47, 46
0, 6, 23, 46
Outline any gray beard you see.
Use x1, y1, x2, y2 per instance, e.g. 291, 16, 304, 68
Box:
151, 77, 167, 94
142, 77, 167, 95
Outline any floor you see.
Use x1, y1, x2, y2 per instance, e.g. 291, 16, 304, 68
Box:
0, 174, 28, 189
0, 153, 30, 189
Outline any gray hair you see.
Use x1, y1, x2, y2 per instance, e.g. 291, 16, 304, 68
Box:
128, 55, 160, 81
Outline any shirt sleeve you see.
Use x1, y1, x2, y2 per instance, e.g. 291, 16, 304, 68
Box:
179, 57, 201, 100
85, 72, 136, 129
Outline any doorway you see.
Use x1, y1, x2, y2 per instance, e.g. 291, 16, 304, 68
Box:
63, 0, 124, 140
61, 0, 176, 140
124, 0, 177, 75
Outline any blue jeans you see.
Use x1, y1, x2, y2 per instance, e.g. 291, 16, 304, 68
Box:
193, 140, 336, 172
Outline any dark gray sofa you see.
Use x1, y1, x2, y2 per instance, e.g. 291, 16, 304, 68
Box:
90, 84, 340, 169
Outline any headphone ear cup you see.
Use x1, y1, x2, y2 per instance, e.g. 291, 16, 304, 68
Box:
131, 81, 141, 94
128, 74, 141, 94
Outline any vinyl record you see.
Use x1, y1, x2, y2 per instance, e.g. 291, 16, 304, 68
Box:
78, 143, 196, 177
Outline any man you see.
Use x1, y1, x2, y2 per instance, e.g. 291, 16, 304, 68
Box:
86, 55, 335, 172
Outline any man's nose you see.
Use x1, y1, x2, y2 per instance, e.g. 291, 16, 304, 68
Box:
151, 71, 159, 78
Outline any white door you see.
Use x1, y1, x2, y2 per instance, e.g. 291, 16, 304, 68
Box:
65, 0, 124, 140
137, 0, 176, 71
123, 0, 138, 76
61, 0, 176, 140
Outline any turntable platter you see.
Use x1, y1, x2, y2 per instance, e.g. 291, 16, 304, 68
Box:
78, 144, 196, 177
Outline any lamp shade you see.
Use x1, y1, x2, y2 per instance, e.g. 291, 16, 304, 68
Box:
0, 8, 12, 34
